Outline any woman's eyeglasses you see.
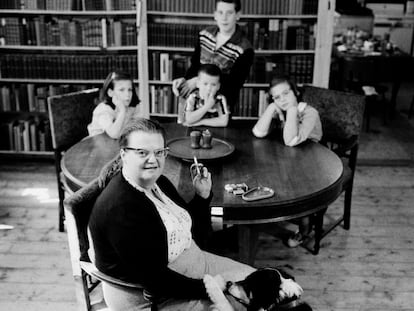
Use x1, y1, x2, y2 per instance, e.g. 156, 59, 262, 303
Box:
271, 88, 292, 102
123, 147, 169, 158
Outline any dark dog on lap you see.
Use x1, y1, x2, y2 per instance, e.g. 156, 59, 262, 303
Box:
204, 268, 312, 311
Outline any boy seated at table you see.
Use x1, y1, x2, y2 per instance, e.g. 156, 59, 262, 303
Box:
252, 75, 323, 248
182, 64, 230, 127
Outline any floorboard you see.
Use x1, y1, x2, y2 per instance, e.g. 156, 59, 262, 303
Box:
0, 161, 413, 311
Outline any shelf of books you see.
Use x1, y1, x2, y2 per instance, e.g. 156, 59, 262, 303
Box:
0, 0, 334, 157
144, 0, 330, 120
0, 0, 140, 158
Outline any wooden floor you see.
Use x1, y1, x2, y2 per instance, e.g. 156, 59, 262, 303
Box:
1, 161, 413, 311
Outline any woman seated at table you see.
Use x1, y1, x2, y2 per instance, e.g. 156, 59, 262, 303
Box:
88, 117, 255, 311
87, 70, 141, 139
252, 75, 323, 247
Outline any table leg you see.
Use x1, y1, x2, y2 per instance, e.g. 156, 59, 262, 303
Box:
313, 211, 325, 255
408, 93, 414, 119
238, 225, 259, 266
390, 80, 401, 118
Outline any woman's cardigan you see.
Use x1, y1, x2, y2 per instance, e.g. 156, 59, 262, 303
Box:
88, 172, 212, 298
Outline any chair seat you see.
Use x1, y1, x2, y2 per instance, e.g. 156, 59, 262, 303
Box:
60, 171, 74, 196
80, 261, 144, 289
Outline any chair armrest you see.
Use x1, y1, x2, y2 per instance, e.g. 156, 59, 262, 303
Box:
80, 261, 144, 289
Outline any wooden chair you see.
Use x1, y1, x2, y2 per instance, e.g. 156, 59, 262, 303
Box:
301, 85, 365, 254
64, 156, 158, 311
48, 88, 99, 232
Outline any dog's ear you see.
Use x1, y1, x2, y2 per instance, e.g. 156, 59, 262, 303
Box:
242, 269, 283, 311
277, 268, 295, 281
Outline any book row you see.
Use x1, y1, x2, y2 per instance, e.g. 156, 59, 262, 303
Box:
0, 52, 312, 86
0, 17, 136, 47
149, 85, 178, 115
147, 20, 316, 51
147, 22, 205, 48
0, 54, 138, 79
0, 84, 89, 113
149, 52, 190, 81
249, 54, 314, 84
149, 85, 270, 119
0, 117, 52, 152
0, 0, 135, 10
147, 51, 314, 85
243, 20, 316, 51
148, 0, 318, 15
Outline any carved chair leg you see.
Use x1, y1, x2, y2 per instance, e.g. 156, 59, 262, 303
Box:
55, 171, 65, 232
54, 151, 66, 232
72, 274, 92, 311
58, 193, 65, 232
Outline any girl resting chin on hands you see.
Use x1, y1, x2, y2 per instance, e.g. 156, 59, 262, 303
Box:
252, 75, 323, 247
87, 71, 141, 139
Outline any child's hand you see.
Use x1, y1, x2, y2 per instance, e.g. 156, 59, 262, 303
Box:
172, 77, 185, 96
115, 101, 127, 115
286, 105, 298, 117
205, 93, 216, 110
270, 102, 284, 122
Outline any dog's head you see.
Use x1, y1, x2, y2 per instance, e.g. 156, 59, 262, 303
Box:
226, 268, 311, 311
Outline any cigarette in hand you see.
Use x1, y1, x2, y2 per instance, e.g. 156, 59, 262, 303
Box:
193, 156, 201, 176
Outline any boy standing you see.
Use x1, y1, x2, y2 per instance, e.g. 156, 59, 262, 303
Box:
173, 0, 253, 115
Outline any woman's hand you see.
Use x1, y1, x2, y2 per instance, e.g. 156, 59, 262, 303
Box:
192, 166, 212, 199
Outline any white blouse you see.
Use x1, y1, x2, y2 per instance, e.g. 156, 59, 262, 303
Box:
87, 103, 116, 136
123, 173, 192, 263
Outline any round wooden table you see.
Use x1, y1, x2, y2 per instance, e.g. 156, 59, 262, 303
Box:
62, 122, 343, 262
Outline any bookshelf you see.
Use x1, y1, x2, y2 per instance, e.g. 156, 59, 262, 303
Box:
0, 0, 141, 158
143, 0, 335, 120
0, 0, 335, 158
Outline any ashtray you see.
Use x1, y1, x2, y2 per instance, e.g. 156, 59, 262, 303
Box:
242, 186, 274, 201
